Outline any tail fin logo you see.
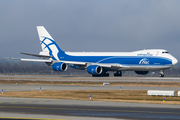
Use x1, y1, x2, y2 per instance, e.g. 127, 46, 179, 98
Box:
37, 26, 65, 60
40, 36, 63, 60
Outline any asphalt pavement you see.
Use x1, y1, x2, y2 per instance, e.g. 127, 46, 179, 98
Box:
0, 97, 180, 120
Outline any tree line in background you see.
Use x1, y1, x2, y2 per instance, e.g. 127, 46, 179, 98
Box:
0, 59, 88, 76
0, 59, 180, 77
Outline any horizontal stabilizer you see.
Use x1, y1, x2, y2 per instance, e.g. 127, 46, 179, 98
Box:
20, 52, 52, 58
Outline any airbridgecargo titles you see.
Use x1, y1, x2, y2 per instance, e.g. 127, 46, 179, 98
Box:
6, 26, 178, 77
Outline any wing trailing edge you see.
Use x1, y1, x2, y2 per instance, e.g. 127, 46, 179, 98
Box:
4, 57, 52, 62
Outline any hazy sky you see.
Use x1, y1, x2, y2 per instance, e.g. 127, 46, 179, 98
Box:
1, 0, 180, 60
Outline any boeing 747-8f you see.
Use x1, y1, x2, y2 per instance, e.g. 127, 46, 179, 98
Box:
6, 26, 178, 77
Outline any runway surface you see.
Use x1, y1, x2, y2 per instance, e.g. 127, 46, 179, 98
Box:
0, 97, 180, 120
0, 84, 180, 92
1, 75, 180, 82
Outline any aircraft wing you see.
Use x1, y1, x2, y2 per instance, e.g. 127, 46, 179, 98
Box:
4, 57, 123, 68
4, 57, 86, 65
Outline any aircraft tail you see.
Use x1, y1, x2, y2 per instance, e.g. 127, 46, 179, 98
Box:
37, 26, 64, 60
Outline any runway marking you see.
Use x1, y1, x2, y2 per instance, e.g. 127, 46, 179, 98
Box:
0, 105, 180, 115
0, 116, 67, 120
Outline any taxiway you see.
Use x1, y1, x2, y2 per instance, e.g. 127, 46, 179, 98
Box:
0, 97, 180, 120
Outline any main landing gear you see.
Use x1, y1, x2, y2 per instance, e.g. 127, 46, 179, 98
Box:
114, 71, 122, 77
159, 70, 164, 77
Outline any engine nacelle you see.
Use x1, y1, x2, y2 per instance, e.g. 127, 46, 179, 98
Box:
87, 65, 102, 75
52, 62, 68, 71
135, 71, 149, 75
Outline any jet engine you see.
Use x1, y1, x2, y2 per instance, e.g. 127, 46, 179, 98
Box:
87, 65, 102, 75
52, 62, 68, 71
135, 71, 149, 75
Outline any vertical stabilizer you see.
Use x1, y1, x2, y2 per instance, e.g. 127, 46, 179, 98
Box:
37, 26, 54, 43
37, 26, 64, 60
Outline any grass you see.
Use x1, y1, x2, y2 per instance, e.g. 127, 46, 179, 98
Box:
0, 76, 180, 104
1, 76, 180, 87
1, 90, 180, 104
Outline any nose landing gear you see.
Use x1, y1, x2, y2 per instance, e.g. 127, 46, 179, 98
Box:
159, 70, 164, 77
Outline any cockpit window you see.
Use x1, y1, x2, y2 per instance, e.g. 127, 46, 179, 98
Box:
162, 51, 169, 54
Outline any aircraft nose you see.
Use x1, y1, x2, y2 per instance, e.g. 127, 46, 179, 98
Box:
172, 57, 178, 65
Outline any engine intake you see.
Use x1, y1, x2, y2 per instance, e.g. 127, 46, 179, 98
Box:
135, 71, 149, 75
52, 62, 68, 71
87, 65, 102, 75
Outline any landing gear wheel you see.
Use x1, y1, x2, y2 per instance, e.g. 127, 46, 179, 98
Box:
101, 71, 109, 77
105, 73, 109, 77
159, 74, 164, 77
114, 71, 122, 77
159, 70, 164, 77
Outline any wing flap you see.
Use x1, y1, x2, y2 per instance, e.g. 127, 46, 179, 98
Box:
111, 64, 122, 67
60, 60, 123, 68
4, 57, 52, 62
21, 59, 52, 62
61, 61, 123, 68
59, 60, 86, 66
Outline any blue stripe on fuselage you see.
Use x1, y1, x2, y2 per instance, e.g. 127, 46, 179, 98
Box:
57, 53, 172, 66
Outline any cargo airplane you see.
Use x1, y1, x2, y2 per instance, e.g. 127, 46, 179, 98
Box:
6, 26, 178, 77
